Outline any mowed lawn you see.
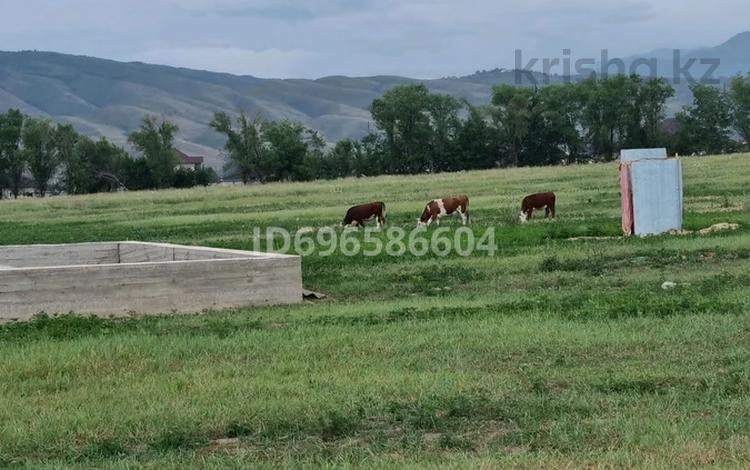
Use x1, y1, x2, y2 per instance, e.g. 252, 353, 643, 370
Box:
1, 154, 750, 468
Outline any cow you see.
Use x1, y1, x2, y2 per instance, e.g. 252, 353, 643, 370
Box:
519, 192, 556, 223
418, 196, 469, 227
343, 202, 386, 228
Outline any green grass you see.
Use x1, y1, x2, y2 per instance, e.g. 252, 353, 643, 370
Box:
2, 154, 750, 468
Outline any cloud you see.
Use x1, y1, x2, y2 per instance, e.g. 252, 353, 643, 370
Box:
1, 0, 749, 79
177, 0, 376, 20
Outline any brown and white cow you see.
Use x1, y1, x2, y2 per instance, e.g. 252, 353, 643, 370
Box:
343, 202, 386, 228
418, 195, 469, 227
519, 192, 556, 223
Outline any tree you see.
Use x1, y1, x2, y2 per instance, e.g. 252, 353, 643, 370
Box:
633, 78, 675, 148
676, 84, 733, 155
527, 84, 585, 165
427, 94, 462, 172
578, 75, 633, 159
127, 116, 179, 188
195, 167, 218, 186
22, 118, 59, 196
65, 137, 131, 194
455, 103, 497, 170
321, 139, 356, 179
210, 112, 268, 183
262, 120, 325, 182
370, 84, 432, 173
53, 124, 80, 193
355, 133, 386, 177
0, 109, 26, 198
491, 85, 534, 166
729, 74, 750, 147
173, 167, 197, 188
491, 83, 587, 167
121, 157, 154, 191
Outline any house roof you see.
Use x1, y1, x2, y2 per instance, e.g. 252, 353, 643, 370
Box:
174, 149, 204, 165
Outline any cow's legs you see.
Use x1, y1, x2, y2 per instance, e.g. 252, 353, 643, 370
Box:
459, 208, 468, 226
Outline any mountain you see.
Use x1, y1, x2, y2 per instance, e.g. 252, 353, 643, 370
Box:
0, 52, 546, 169
622, 32, 750, 79
1, 33, 748, 169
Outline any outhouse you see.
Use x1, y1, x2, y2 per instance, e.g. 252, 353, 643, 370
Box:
619, 148, 683, 236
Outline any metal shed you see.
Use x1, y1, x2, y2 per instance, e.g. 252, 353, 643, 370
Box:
619, 148, 683, 236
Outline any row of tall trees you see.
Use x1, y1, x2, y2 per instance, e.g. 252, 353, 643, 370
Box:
675, 76, 750, 155
0, 114, 217, 198
210, 114, 326, 183
3, 74, 750, 194
213, 74, 750, 183
367, 75, 678, 171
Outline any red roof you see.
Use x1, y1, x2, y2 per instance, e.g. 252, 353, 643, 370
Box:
174, 149, 204, 165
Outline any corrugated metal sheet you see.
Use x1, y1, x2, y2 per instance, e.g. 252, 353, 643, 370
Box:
621, 148, 667, 162
630, 159, 683, 236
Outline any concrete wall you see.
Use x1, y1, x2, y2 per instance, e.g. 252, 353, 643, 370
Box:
0, 242, 119, 268
0, 242, 303, 320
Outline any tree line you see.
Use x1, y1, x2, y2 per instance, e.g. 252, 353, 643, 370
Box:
217, 74, 750, 182
2, 74, 750, 197
0, 114, 217, 198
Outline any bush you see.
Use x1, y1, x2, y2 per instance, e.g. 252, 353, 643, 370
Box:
173, 167, 197, 188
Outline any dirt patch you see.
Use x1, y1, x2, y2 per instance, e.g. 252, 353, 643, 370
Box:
670, 223, 740, 236
200, 437, 241, 455
697, 223, 740, 234
568, 223, 740, 241
422, 432, 443, 444
473, 420, 520, 451
421, 420, 520, 451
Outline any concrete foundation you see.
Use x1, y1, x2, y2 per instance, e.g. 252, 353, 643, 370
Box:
0, 242, 303, 321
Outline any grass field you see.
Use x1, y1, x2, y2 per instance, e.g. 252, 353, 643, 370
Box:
1, 154, 750, 468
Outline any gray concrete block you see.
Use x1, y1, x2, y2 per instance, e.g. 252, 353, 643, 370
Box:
0, 242, 303, 321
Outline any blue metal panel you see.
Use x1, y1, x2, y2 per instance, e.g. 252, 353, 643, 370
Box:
630, 159, 683, 236
621, 148, 668, 162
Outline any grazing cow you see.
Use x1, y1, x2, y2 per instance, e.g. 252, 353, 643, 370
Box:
343, 202, 386, 228
418, 195, 469, 227
519, 192, 556, 223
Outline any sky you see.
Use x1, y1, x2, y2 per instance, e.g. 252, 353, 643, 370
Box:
1, 0, 748, 79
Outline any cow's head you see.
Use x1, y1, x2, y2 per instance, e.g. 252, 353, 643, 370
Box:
519, 211, 529, 224
417, 205, 432, 228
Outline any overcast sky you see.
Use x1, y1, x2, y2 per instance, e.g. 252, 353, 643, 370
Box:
1, 0, 748, 79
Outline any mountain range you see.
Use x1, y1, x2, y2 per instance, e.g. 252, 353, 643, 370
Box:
1, 32, 749, 170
